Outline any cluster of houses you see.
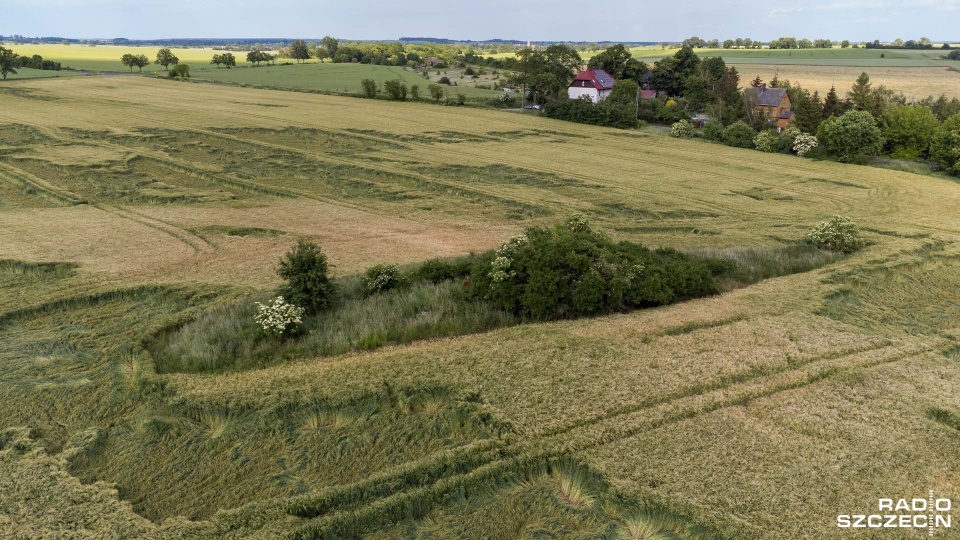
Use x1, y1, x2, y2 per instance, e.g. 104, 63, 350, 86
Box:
566, 69, 793, 131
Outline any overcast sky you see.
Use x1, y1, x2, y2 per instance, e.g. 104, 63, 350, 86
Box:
3, 0, 958, 42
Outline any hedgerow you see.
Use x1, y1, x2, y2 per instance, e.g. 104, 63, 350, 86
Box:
469, 215, 719, 319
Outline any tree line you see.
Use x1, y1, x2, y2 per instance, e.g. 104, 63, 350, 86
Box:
0, 45, 62, 79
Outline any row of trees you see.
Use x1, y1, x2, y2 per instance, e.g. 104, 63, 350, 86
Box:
358, 78, 464, 104
0, 46, 62, 79
210, 53, 237, 68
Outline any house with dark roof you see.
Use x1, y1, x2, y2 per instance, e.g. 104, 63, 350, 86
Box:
748, 84, 793, 131
567, 69, 616, 103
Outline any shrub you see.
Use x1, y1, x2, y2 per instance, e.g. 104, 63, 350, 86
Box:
544, 98, 638, 129
753, 130, 779, 152
929, 112, 960, 176
360, 78, 378, 98
703, 119, 726, 142
457, 93, 467, 106
411, 257, 474, 284
793, 133, 819, 157
277, 240, 336, 314
670, 120, 694, 138
723, 121, 757, 148
807, 216, 866, 253
816, 110, 883, 163
363, 264, 406, 295
254, 296, 305, 336
881, 105, 940, 160
409, 84, 420, 100
383, 79, 408, 100
470, 215, 718, 319
428, 83, 444, 102
438, 76, 452, 85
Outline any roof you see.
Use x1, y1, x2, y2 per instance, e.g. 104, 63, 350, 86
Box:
569, 69, 616, 90
777, 110, 795, 119
691, 114, 711, 121
640, 89, 657, 99
749, 86, 788, 107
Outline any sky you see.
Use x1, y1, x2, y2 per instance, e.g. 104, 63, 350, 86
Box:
3, 0, 959, 42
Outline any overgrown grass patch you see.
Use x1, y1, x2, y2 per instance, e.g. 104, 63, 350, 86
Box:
686, 243, 845, 288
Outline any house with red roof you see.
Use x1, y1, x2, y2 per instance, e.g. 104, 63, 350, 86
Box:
567, 69, 616, 102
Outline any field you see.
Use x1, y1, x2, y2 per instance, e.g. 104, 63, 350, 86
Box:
3, 44, 503, 99
735, 64, 960, 100
4, 43, 225, 73
2, 76, 960, 539
190, 63, 501, 99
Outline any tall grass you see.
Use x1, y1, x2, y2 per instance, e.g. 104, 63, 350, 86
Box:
687, 243, 844, 288
151, 279, 516, 374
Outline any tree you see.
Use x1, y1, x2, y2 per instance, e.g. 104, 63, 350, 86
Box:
171, 64, 190, 80
289, 39, 310, 63
428, 83, 444, 102
0, 46, 18, 80
749, 75, 763, 88
587, 44, 648, 82
816, 110, 883, 163
607, 79, 639, 106
277, 240, 336, 315
880, 105, 940, 160
382, 79, 408, 100
360, 78, 378, 98
210, 54, 223, 68
822, 85, 848, 118
784, 83, 824, 134
723, 40, 735, 49
132, 54, 149, 71
929, 112, 960, 175
121, 53, 136, 72
246, 50, 265, 66
221, 52, 236, 68
155, 48, 179, 69
841, 40, 850, 48
848, 72, 881, 117
321, 36, 339, 60
527, 72, 563, 103
651, 47, 700, 97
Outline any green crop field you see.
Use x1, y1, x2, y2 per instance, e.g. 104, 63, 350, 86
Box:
190, 63, 501, 99
2, 76, 960, 539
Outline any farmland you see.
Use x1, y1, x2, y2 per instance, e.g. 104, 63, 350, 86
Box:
2, 76, 960, 539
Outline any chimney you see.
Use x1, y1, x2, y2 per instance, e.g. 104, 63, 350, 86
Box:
761, 83, 766, 92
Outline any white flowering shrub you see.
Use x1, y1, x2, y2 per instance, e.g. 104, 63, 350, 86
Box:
495, 234, 529, 257
670, 120, 694, 139
753, 130, 779, 153
489, 256, 512, 283
364, 264, 406, 295
807, 216, 865, 253
793, 133, 819, 157
254, 296, 305, 336
566, 213, 591, 234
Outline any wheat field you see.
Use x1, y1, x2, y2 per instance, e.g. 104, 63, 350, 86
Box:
2, 76, 960, 538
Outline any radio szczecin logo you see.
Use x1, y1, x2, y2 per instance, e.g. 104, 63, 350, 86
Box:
838, 491, 951, 535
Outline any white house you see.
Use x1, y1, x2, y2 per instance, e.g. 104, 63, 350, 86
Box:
567, 69, 616, 102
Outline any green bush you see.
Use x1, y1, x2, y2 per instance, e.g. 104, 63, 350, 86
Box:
411, 257, 474, 284
469, 215, 718, 319
360, 78, 378, 98
364, 264, 407, 295
816, 110, 883, 163
881, 105, 940, 160
544, 97, 638, 129
409, 84, 420, 100
723, 121, 757, 148
807, 216, 866, 253
277, 240, 336, 314
383, 79, 408, 100
702, 120, 725, 142
753, 130, 779, 152
670, 120, 694, 138
930, 112, 960, 176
